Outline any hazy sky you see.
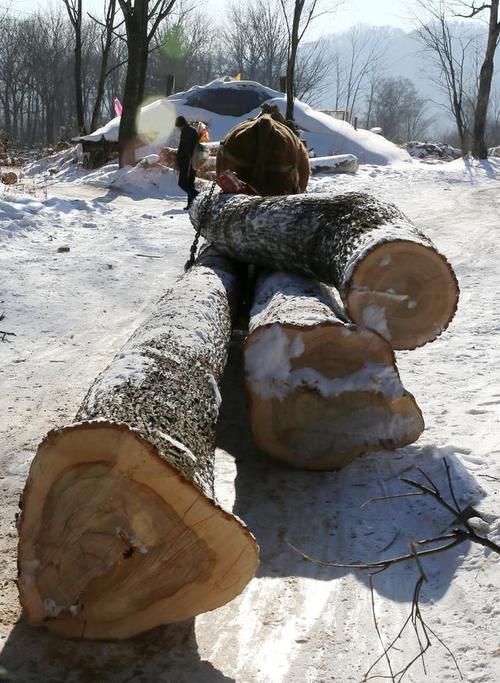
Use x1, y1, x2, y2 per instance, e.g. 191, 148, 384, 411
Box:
5, 0, 417, 37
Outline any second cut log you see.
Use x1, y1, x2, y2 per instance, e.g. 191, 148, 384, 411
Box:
244, 271, 424, 469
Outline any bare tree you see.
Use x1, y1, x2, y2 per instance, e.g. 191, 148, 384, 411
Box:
147, 11, 218, 94
338, 26, 387, 122
364, 68, 385, 129
25, 10, 73, 144
249, 0, 288, 87
279, 0, 326, 120
325, 26, 387, 124
61, 0, 86, 134
486, 86, 500, 144
455, 0, 500, 157
118, 0, 177, 167
0, 16, 21, 142
294, 39, 329, 104
0, 4, 126, 146
414, 1, 477, 153
372, 76, 432, 142
221, 0, 288, 87
87, 0, 121, 133
220, 0, 328, 102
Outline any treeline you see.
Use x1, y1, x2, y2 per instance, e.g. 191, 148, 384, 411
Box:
0, 1, 498, 153
0, 0, 325, 148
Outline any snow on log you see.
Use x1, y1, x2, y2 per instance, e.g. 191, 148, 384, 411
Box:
190, 191, 459, 350
309, 154, 359, 174
244, 272, 424, 470
16, 248, 259, 640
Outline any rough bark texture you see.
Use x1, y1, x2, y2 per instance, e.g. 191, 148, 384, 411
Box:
244, 271, 424, 470
190, 190, 459, 349
17, 248, 259, 640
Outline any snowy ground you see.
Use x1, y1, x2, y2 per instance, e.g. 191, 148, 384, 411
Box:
1, 157, 499, 682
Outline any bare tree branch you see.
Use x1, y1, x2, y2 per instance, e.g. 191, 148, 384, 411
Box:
289, 458, 498, 682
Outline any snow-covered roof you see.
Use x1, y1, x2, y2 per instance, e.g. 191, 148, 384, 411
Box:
75, 78, 410, 165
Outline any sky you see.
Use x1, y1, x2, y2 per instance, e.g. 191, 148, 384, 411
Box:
4, 0, 418, 38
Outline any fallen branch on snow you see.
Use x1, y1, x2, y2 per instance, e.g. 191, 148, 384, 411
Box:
288, 458, 499, 682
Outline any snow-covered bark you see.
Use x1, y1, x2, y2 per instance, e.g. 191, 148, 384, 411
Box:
17, 248, 258, 640
76, 247, 239, 497
309, 154, 359, 174
244, 271, 424, 470
191, 190, 459, 349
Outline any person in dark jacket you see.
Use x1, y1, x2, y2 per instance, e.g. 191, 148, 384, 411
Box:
175, 115, 199, 209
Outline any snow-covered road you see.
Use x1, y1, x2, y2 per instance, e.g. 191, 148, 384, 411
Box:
1, 158, 499, 682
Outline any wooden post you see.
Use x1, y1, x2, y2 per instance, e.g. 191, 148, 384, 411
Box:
279, 75, 287, 93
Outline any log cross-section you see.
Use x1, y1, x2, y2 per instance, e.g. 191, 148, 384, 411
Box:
17, 248, 259, 640
190, 191, 459, 350
244, 271, 425, 469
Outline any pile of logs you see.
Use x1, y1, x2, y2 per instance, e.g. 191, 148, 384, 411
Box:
190, 189, 459, 467
16, 188, 458, 640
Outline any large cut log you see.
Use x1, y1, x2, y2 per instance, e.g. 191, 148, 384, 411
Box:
17, 249, 259, 640
190, 191, 459, 350
244, 271, 424, 470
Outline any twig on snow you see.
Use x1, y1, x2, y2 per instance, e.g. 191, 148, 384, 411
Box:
288, 458, 498, 682
478, 474, 500, 482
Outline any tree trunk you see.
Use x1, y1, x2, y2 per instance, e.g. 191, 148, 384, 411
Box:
91, 45, 112, 134
118, 0, 149, 167
45, 101, 55, 144
472, 0, 499, 159
285, 3, 301, 120
74, 30, 86, 135
90, 0, 117, 133
190, 191, 459, 350
17, 249, 259, 640
244, 271, 424, 470
118, 34, 147, 166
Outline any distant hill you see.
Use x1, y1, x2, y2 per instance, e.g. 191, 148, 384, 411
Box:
312, 22, 499, 138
